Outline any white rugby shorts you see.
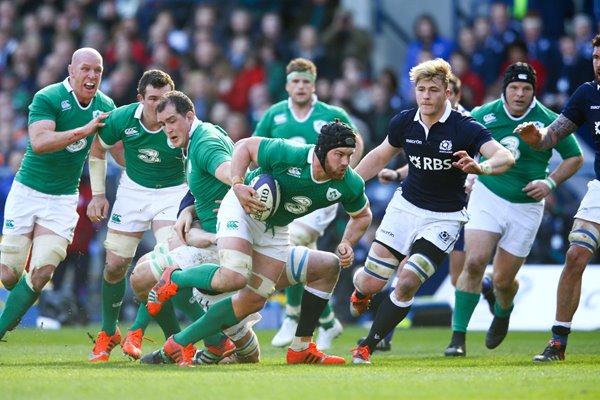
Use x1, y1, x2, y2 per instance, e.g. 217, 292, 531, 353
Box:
375, 189, 467, 256
3, 180, 78, 242
216, 189, 289, 262
466, 180, 544, 257
574, 179, 600, 224
108, 172, 188, 232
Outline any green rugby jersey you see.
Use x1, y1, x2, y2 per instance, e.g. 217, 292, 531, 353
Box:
98, 103, 185, 188
246, 138, 367, 227
254, 97, 356, 144
186, 119, 233, 233
472, 98, 582, 203
17, 78, 115, 195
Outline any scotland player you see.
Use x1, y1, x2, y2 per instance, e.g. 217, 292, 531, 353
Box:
516, 34, 600, 362
350, 58, 515, 364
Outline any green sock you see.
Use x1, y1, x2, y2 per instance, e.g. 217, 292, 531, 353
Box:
152, 300, 182, 339
101, 277, 126, 335
318, 302, 335, 329
0, 276, 39, 338
494, 302, 514, 318
285, 283, 303, 319
171, 264, 219, 291
452, 290, 481, 332
130, 303, 152, 332
171, 287, 226, 347
174, 297, 239, 345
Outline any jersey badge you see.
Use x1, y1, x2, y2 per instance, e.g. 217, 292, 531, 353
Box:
61, 100, 71, 111
93, 110, 103, 118
439, 140, 453, 153
313, 120, 327, 134
326, 187, 342, 202
483, 113, 496, 124
66, 138, 87, 152
274, 114, 287, 125
125, 127, 139, 136
287, 167, 302, 177
438, 231, 451, 243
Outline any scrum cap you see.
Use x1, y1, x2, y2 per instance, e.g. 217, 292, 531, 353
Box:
315, 119, 356, 167
503, 62, 536, 94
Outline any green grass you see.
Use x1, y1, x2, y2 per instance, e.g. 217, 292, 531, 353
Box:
0, 325, 599, 399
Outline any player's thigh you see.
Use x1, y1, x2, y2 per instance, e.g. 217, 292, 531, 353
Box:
497, 200, 544, 258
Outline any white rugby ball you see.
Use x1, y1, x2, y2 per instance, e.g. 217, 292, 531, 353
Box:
249, 174, 280, 221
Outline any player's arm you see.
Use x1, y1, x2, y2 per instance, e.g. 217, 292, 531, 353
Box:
87, 135, 113, 223
230, 137, 266, 214
514, 114, 579, 150
338, 204, 372, 268
354, 137, 402, 182
214, 161, 232, 186
453, 140, 514, 175
29, 113, 109, 154
378, 164, 407, 184
522, 154, 584, 201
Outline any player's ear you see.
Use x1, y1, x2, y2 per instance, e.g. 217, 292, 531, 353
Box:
185, 110, 195, 123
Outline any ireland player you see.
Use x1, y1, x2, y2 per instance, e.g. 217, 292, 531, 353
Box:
86, 70, 191, 362
0, 48, 114, 340
445, 62, 583, 357
255, 58, 363, 349
147, 113, 372, 366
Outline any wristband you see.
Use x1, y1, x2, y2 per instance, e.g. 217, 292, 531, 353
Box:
395, 170, 402, 181
479, 161, 492, 175
231, 176, 244, 186
545, 177, 557, 190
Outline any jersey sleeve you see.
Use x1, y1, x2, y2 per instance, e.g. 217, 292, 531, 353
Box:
96, 110, 121, 146
385, 113, 406, 148
257, 138, 288, 170
340, 169, 368, 215
28, 90, 58, 124
554, 133, 582, 159
197, 135, 232, 175
562, 83, 589, 127
465, 117, 493, 155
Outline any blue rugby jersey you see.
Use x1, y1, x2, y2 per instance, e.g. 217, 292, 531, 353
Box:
387, 103, 493, 212
562, 81, 600, 181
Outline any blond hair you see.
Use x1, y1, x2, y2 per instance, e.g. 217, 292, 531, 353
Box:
286, 58, 317, 77
409, 58, 451, 89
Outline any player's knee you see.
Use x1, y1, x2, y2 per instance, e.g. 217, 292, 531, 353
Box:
568, 223, 600, 255
403, 239, 445, 284
0, 235, 32, 283
104, 232, 140, 259
564, 245, 590, 275
353, 266, 386, 295
218, 249, 252, 290
0, 265, 19, 289
29, 265, 55, 292
363, 247, 400, 281
130, 264, 155, 301
492, 273, 517, 292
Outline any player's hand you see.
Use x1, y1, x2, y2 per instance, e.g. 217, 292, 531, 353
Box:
377, 168, 399, 184
452, 151, 483, 174
233, 183, 265, 216
514, 122, 542, 146
337, 240, 354, 268
87, 194, 109, 223
174, 210, 194, 244
80, 112, 110, 138
523, 179, 552, 201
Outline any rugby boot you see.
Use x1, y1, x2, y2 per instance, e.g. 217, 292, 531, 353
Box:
121, 328, 144, 360
89, 328, 122, 362
147, 267, 180, 316
194, 337, 236, 365
162, 335, 197, 367
351, 345, 371, 364
287, 342, 346, 364
532, 340, 566, 362
486, 315, 510, 349
349, 290, 371, 317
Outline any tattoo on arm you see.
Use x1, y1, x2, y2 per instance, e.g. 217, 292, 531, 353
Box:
545, 115, 578, 148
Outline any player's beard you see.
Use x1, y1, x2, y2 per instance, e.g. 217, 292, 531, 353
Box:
323, 157, 347, 181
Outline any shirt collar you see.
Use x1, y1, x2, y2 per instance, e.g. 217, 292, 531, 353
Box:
413, 99, 453, 123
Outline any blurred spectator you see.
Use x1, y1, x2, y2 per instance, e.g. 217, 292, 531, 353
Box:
449, 51, 485, 109
365, 82, 396, 152
291, 24, 329, 78
573, 13, 595, 61
322, 7, 372, 79
182, 69, 215, 121
0, 148, 24, 235
402, 14, 455, 103
260, 12, 291, 62
522, 12, 559, 93
247, 82, 272, 129
224, 111, 251, 143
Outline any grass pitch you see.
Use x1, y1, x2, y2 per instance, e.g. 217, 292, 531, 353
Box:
0, 325, 598, 400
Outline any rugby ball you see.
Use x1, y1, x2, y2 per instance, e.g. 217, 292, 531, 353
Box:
249, 174, 280, 221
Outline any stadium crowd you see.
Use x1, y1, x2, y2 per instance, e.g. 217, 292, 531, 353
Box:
0, 0, 598, 335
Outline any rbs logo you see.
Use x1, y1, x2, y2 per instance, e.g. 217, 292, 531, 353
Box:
409, 155, 452, 171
